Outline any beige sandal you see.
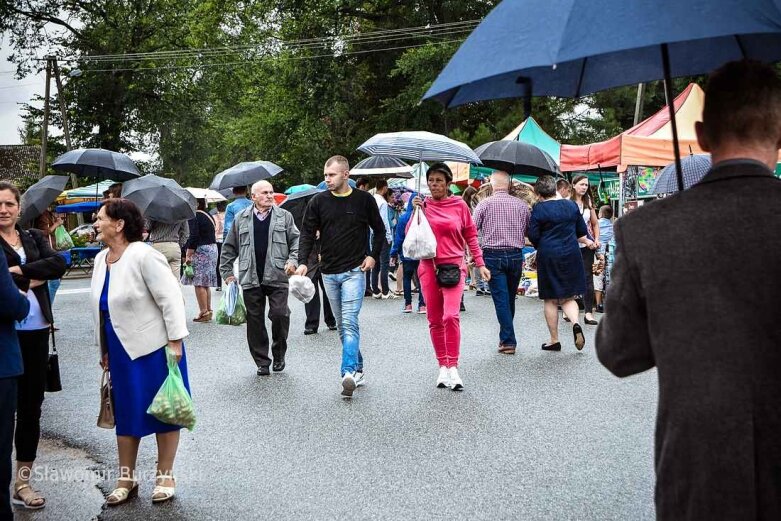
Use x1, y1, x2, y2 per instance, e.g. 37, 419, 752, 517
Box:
12, 482, 46, 510
152, 475, 176, 503
106, 480, 138, 506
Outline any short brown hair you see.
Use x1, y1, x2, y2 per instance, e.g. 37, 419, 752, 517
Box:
101, 199, 144, 242
702, 60, 781, 148
0, 180, 21, 204
325, 155, 350, 171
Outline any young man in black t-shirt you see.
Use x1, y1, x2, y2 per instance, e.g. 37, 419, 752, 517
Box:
296, 156, 385, 397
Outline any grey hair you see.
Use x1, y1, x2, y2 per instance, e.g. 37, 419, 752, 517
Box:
534, 175, 557, 198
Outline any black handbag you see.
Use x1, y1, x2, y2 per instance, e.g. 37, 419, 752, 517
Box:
434, 263, 461, 287
45, 327, 62, 393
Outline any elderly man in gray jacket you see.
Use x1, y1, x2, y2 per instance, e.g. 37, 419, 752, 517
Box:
220, 180, 299, 376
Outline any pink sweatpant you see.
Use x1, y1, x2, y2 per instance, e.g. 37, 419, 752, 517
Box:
418, 260, 466, 368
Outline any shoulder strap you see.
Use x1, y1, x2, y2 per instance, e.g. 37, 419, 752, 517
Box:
197, 210, 216, 231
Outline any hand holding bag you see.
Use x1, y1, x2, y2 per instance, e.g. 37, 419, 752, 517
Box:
97, 368, 115, 429
402, 206, 437, 260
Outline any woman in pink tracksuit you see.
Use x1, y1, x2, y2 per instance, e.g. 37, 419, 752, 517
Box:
412, 163, 490, 391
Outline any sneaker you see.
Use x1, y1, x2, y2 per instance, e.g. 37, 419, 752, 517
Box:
403, 304, 413, 313
354, 371, 366, 387
341, 373, 356, 397
475, 289, 485, 296
417, 305, 427, 314
436, 366, 450, 388
448, 367, 464, 391
382, 292, 397, 300
372, 292, 382, 300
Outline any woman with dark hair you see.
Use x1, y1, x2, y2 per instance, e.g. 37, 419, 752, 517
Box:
529, 175, 595, 351
0, 180, 66, 511
182, 198, 218, 321
570, 175, 600, 324
412, 163, 489, 390
90, 198, 191, 506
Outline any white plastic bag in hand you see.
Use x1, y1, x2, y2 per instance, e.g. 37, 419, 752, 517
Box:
289, 275, 316, 303
402, 207, 437, 260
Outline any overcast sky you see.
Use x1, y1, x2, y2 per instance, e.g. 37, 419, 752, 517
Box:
0, 41, 44, 145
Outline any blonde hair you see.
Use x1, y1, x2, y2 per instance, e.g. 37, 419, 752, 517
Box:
325, 155, 350, 171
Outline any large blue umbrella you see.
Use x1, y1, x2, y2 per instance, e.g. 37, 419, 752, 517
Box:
423, 0, 781, 191
652, 154, 712, 194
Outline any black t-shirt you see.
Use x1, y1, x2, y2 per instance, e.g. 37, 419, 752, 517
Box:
298, 189, 385, 274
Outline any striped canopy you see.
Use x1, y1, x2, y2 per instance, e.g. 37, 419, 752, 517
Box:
358, 131, 481, 165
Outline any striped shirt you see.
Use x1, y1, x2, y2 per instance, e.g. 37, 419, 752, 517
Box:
473, 190, 531, 249
146, 219, 189, 247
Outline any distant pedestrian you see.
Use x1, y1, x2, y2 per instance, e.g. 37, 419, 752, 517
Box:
220, 181, 299, 375
223, 186, 252, 240
90, 198, 190, 506
528, 175, 594, 352
213, 201, 226, 290
390, 194, 426, 314
596, 60, 781, 521
182, 199, 218, 322
33, 209, 65, 303
296, 156, 385, 398
473, 170, 531, 355
570, 175, 600, 324
146, 219, 189, 279
556, 179, 571, 199
412, 163, 489, 391
593, 205, 614, 313
370, 179, 395, 299
302, 232, 336, 334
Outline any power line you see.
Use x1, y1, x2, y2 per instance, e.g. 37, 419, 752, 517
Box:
0, 82, 39, 90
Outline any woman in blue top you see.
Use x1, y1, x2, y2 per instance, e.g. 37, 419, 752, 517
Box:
528, 176, 595, 352
390, 194, 426, 313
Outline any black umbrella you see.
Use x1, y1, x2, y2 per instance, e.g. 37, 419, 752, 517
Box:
19, 175, 70, 225
350, 156, 414, 178
51, 148, 142, 181
474, 140, 560, 177
121, 174, 196, 224
209, 161, 284, 191
280, 187, 324, 229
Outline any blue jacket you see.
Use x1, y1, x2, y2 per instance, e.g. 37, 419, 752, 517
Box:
223, 198, 253, 241
390, 194, 417, 262
0, 251, 30, 379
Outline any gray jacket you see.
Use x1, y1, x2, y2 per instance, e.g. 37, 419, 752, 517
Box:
219, 205, 299, 289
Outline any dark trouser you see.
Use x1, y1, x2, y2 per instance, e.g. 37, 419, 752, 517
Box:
216, 242, 223, 286
0, 378, 17, 520
304, 273, 335, 330
15, 329, 49, 463
370, 240, 391, 295
484, 248, 525, 347
244, 285, 290, 368
580, 247, 595, 313
402, 260, 425, 307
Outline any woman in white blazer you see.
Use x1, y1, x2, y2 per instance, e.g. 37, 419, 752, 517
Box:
90, 199, 191, 506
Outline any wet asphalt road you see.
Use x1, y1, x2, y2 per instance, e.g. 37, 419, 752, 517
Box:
17, 277, 658, 521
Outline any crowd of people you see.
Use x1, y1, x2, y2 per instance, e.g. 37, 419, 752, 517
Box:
0, 59, 779, 519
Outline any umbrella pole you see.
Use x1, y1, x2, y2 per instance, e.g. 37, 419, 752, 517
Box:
661, 44, 685, 192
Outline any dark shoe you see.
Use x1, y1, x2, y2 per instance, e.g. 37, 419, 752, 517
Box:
498, 345, 516, 355
460, 302, 466, 312
563, 315, 571, 323
584, 317, 599, 325
595, 304, 604, 313
327, 324, 338, 331
257, 366, 271, 376
573, 323, 586, 351
216, 287, 222, 292
273, 360, 285, 372
541, 342, 562, 351
304, 328, 318, 335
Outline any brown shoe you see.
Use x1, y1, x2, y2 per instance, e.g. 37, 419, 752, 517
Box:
498, 345, 516, 355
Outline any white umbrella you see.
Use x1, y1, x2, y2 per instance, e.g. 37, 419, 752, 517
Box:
186, 187, 227, 202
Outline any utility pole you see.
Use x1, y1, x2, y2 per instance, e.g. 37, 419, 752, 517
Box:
51, 57, 83, 223
632, 83, 646, 126
39, 57, 52, 177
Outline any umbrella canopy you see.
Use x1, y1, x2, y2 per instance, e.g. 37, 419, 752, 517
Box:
121, 174, 196, 224
186, 187, 226, 203
285, 184, 316, 195
51, 149, 142, 181
55, 201, 102, 213
651, 154, 712, 193
316, 178, 357, 190
350, 156, 414, 178
358, 131, 482, 164
209, 161, 284, 191
280, 187, 325, 228
20, 175, 70, 225
475, 140, 560, 177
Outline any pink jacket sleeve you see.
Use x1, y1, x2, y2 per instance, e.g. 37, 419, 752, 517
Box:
461, 202, 484, 267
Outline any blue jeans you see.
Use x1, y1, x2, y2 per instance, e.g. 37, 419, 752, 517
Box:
402, 260, 424, 307
484, 248, 525, 347
370, 240, 391, 295
323, 268, 365, 376
48, 278, 61, 304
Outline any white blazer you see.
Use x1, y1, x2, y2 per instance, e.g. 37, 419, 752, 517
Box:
91, 242, 189, 360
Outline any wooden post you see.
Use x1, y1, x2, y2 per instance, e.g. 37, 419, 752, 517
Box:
52, 58, 83, 224
39, 57, 52, 177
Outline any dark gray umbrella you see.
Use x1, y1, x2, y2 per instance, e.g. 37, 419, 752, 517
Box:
474, 140, 560, 177
351, 156, 414, 178
19, 175, 70, 225
51, 148, 142, 181
280, 187, 324, 229
121, 174, 196, 224
209, 161, 284, 191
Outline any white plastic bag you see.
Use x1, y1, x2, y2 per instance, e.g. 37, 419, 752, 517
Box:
402, 207, 437, 260
289, 275, 315, 304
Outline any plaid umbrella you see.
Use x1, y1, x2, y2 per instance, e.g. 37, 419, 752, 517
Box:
651, 154, 712, 193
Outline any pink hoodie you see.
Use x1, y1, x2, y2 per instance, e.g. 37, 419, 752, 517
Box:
423, 196, 484, 267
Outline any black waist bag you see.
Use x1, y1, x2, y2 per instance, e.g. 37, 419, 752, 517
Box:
435, 263, 461, 287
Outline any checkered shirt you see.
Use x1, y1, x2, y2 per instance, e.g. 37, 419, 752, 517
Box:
473, 191, 531, 249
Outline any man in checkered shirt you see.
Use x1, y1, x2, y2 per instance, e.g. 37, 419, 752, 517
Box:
473, 171, 531, 355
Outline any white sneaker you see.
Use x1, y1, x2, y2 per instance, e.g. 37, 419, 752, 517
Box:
436, 366, 450, 389
381, 292, 397, 300
354, 371, 366, 387
372, 293, 382, 300
448, 367, 463, 391
341, 372, 356, 397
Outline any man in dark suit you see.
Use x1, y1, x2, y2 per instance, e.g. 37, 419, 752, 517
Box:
596, 60, 781, 520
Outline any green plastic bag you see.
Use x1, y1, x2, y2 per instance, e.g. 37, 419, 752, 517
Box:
146, 348, 196, 430
215, 282, 247, 325
183, 264, 194, 278
54, 225, 74, 251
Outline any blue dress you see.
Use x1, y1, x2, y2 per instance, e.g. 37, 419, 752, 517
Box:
101, 269, 191, 437
527, 199, 588, 300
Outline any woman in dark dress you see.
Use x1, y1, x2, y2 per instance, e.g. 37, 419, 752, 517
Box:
528, 176, 595, 351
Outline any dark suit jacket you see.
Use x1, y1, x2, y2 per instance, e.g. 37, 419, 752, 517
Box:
596, 160, 781, 520
0, 251, 30, 378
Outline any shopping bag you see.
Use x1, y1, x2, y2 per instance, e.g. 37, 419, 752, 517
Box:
181, 263, 195, 284
215, 281, 247, 325
146, 348, 196, 430
53, 225, 74, 251
402, 207, 437, 260
289, 275, 315, 303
